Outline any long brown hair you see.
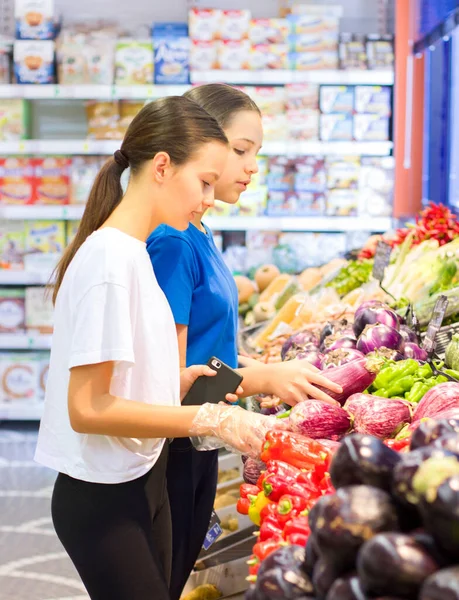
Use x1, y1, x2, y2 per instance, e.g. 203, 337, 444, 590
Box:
184, 83, 261, 128
52, 96, 228, 303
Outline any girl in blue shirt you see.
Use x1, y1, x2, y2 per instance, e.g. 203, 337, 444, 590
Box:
147, 84, 340, 600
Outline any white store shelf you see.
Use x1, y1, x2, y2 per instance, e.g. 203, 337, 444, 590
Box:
0, 205, 85, 220
0, 84, 190, 100
0, 333, 52, 350
0, 271, 51, 285
207, 216, 393, 233
191, 69, 395, 86
0, 139, 393, 157
0, 402, 43, 421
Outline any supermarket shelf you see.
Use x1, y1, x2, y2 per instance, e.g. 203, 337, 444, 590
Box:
191, 69, 395, 86
0, 271, 51, 284
0, 139, 393, 157
0, 403, 43, 421
0, 333, 52, 350
207, 216, 394, 233
0, 205, 84, 220
0, 84, 190, 100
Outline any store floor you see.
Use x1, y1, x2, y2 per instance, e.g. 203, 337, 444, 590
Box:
0, 422, 245, 600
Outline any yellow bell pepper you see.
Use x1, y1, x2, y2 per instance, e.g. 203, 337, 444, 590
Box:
248, 491, 272, 526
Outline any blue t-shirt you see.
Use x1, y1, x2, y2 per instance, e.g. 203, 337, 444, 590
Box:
146, 223, 239, 369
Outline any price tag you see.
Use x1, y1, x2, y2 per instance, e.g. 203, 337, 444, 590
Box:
202, 510, 222, 551
421, 295, 449, 356
372, 240, 392, 282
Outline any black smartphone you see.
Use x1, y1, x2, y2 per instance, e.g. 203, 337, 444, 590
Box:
182, 357, 243, 406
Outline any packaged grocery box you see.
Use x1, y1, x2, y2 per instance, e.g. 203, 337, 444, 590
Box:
252, 156, 268, 187
354, 114, 390, 141
0, 352, 40, 404
0, 221, 26, 269
220, 10, 250, 41
114, 39, 153, 86
249, 19, 290, 45
32, 157, 71, 205
85, 101, 120, 140
0, 99, 30, 141
286, 84, 319, 111
294, 157, 326, 192
320, 114, 353, 142
24, 220, 65, 272
0, 289, 25, 332
267, 190, 298, 216
189, 8, 222, 41
37, 352, 49, 401
70, 156, 102, 204
0, 42, 12, 84
206, 201, 233, 218
153, 22, 190, 85
25, 286, 53, 333
217, 40, 250, 70
327, 189, 359, 216
14, 40, 55, 84
359, 156, 394, 217
190, 40, 219, 71
262, 114, 288, 141
15, 0, 55, 40
366, 34, 394, 70
118, 101, 143, 136
287, 109, 319, 141
339, 33, 367, 70
355, 86, 392, 116
249, 86, 285, 115
287, 14, 339, 36
289, 32, 338, 53
289, 51, 338, 71
249, 44, 288, 70
295, 191, 326, 216
238, 186, 268, 217
290, 4, 343, 17
65, 220, 80, 245
0, 157, 33, 204
268, 156, 296, 176
320, 86, 354, 114
326, 156, 360, 189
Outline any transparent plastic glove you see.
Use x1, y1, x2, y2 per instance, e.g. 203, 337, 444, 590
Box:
189, 403, 286, 458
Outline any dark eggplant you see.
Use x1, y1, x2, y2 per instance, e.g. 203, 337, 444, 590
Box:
330, 434, 401, 492
245, 586, 258, 600
432, 433, 459, 455
281, 332, 319, 361
325, 575, 368, 600
319, 322, 335, 348
256, 564, 315, 599
304, 535, 320, 578
257, 545, 305, 579
357, 533, 440, 599
312, 558, 344, 600
392, 447, 457, 506
322, 334, 357, 353
400, 325, 418, 344
420, 566, 459, 600
411, 531, 452, 569
307, 501, 321, 534
313, 486, 399, 572
243, 457, 266, 485
410, 419, 459, 450
419, 474, 459, 560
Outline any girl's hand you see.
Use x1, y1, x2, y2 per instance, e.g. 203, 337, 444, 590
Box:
180, 365, 243, 404
264, 359, 343, 406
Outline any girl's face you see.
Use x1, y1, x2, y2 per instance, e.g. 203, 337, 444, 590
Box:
158, 141, 229, 231
215, 110, 263, 205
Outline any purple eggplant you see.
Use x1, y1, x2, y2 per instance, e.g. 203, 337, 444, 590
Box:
420, 567, 459, 600
304, 535, 319, 578
313, 559, 344, 600
314, 357, 382, 406
243, 457, 266, 485
413, 383, 459, 422
370, 347, 405, 362
326, 575, 369, 600
352, 396, 412, 439
357, 533, 440, 599
330, 434, 401, 492
321, 348, 364, 370
322, 334, 357, 353
400, 325, 418, 344
432, 433, 459, 455
288, 399, 351, 440
257, 545, 305, 579
295, 350, 324, 369
410, 418, 459, 450
284, 342, 320, 362
404, 342, 428, 361
256, 563, 314, 599
281, 332, 319, 361
357, 323, 405, 355
353, 304, 400, 338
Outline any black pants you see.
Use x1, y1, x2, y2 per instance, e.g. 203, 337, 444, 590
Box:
52, 443, 171, 600
166, 438, 219, 600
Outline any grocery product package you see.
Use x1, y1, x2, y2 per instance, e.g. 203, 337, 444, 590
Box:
267, 156, 296, 192
286, 84, 319, 111
85, 101, 121, 140
153, 22, 190, 84
358, 156, 394, 217
289, 51, 338, 71
0, 289, 25, 332
287, 109, 320, 140
24, 220, 65, 271
267, 190, 298, 216
0, 220, 26, 269
249, 19, 290, 45
327, 188, 359, 216
220, 10, 251, 41
14, 40, 55, 84
190, 40, 219, 71
0, 157, 33, 204
217, 40, 250, 70
114, 39, 153, 85
15, 0, 56, 40
339, 33, 367, 70
65, 220, 80, 245
0, 99, 30, 141
119, 101, 143, 134
262, 114, 288, 141
366, 34, 394, 70
248, 86, 286, 116
189, 8, 222, 41
25, 286, 53, 333
238, 186, 268, 217
0, 42, 12, 84
355, 85, 392, 116
354, 114, 390, 141
70, 156, 103, 204
288, 30, 338, 53
326, 156, 360, 189
294, 157, 327, 192
320, 86, 354, 114
32, 157, 71, 204
249, 44, 289, 70
320, 113, 353, 141
0, 352, 40, 404
37, 352, 49, 401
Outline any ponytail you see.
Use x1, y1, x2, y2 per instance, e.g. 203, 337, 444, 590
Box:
52, 157, 126, 304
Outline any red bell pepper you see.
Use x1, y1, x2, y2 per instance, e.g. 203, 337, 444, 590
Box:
247, 555, 260, 577
253, 538, 283, 562
385, 437, 411, 452
277, 494, 311, 526
263, 474, 289, 501
285, 532, 309, 547
261, 431, 328, 471
265, 460, 302, 481
236, 497, 250, 515
260, 501, 279, 523
240, 483, 260, 499
283, 515, 310, 540
319, 472, 335, 496
259, 514, 284, 542
286, 481, 319, 500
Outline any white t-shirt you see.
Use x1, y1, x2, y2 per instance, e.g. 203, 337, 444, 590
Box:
35, 228, 180, 484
